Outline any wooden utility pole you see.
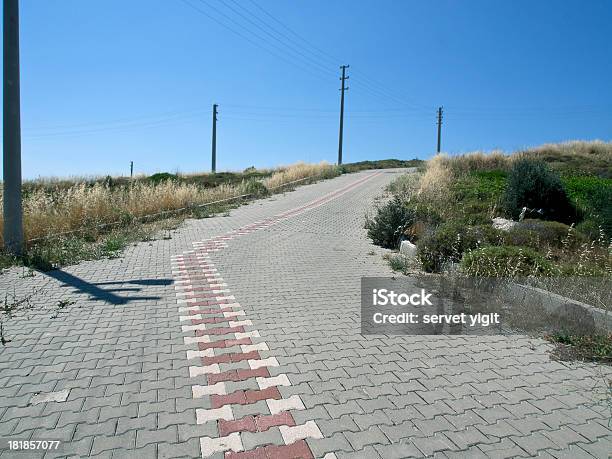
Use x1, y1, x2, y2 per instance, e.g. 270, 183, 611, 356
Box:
130, 161, 134, 178
211, 104, 218, 173
3, 0, 23, 255
436, 106, 443, 153
337, 65, 349, 165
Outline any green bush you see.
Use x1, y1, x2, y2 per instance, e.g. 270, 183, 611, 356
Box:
502, 159, 577, 224
147, 172, 182, 184
575, 219, 605, 241
564, 175, 612, 238
504, 219, 586, 249
366, 197, 415, 249
417, 222, 503, 273
243, 179, 269, 197
460, 245, 554, 277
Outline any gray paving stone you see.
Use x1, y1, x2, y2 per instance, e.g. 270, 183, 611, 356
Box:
0, 169, 610, 458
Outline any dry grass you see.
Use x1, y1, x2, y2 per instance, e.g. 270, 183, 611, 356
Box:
263, 161, 338, 190
417, 140, 612, 207
0, 162, 339, 248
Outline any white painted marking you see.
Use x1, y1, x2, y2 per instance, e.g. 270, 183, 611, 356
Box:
229, 319, 252, 327
248, 357, 279, 370
267, 395, 305, 415
222, 310, 246, 318
279, 420, 323, 444
181, 323, 207, 332
183, 335, 210, 345
186, 349, 214, 359
180, 314, 200, 321
235, 330, 260, 340
189, 364, 220, 377
241, 342, 268, 353
196, 405, 234, 424
256, 374, 291, 390
192, 382, 226, 398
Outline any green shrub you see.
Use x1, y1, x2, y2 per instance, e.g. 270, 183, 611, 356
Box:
504, 219, 587, 249
502, 159, 577, 224
417, 222, 503, 272
243, 179, 269, 197
460, 245, 554, 277
564, 176, 612, 238
575, 219, 605, 241
147, 172, 182, 184
501, 227, 539, 249
366, 197, 416, 249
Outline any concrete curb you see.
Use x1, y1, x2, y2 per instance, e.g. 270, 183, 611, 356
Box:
507, 283, 612, 334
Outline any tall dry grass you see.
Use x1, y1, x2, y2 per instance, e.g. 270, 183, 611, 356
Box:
417, 140, 612, 202
263, 161, 338, 189
0, 162, 339, 248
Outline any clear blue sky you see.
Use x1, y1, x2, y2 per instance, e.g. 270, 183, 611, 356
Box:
4, 0, 612, 178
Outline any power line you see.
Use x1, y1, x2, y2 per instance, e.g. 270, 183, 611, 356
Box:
178, 0, 333, 83
23, 108, 208, 132
23, 113, 205, 140
215, 0, 336, 78
246, 0, 340, 67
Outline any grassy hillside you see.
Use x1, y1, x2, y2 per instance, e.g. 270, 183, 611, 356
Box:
367, 140, 611, 286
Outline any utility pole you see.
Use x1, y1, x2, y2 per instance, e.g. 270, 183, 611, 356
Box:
436, 106, 443, 154
3, 0, 23, 255
211, 104, 218, 173
337, 65, 349, 165
130, 161, 134, 178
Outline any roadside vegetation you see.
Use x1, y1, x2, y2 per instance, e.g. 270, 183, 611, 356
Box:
0, 158, 414, 271
366, 140, 611, 358
338, 158, 422, 173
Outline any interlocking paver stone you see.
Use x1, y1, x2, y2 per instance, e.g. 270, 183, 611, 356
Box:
0, 169, 610, 458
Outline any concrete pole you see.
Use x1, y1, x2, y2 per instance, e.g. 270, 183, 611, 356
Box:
3, 0, 24, 255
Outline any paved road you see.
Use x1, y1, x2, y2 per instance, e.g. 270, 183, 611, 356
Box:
0, 169, 610, 459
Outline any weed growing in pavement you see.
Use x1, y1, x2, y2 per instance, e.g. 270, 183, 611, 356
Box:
51, 299, 76, 319
386, 254, 411, 274
546, 331, 612, 363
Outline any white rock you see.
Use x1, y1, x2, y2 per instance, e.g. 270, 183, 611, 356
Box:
492, 217, 518, 231
399, 240, 417, 258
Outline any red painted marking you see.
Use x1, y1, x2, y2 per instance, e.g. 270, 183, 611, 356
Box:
182, 299, 232, 306
211, 387, 281, 409
255, 411, 296, 432
191, 316, 229, 325
178, 289, 224, 296
173, 276, 218, 282
207, 367, 269, 385
225, 440, 314, 459
203, 353, 231, 365
225, 448, 267, 459
195, 326, 244, 336
265, 440, 314, 459
218, 416, 257, 436
244, 387, 281, 404
198, 337, 251, 351
202, 350, 259, 365
211, 390, 247, 408
237, 367, 269, 380
225, 337, 252, 347
188, 307, 233, 316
